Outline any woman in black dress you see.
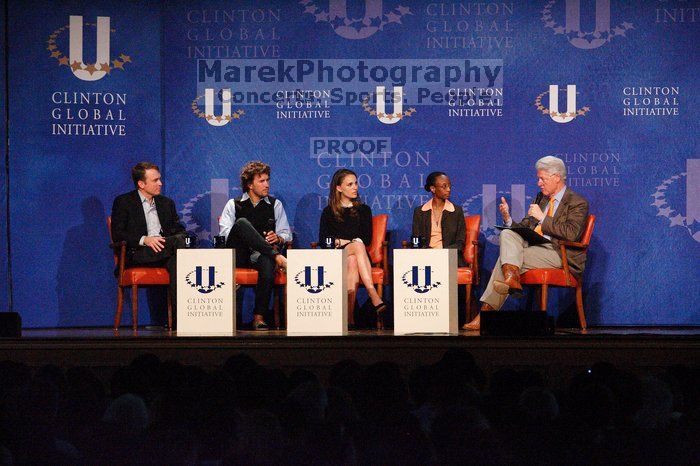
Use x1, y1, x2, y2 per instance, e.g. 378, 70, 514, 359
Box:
319, 169, 386, 325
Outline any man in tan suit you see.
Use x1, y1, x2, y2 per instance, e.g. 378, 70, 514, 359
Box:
465, 156, 589, 330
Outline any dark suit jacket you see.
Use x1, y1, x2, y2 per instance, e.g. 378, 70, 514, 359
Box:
412, 200, 467, 267
111, 190, 185, 250
512, 188, 589, 275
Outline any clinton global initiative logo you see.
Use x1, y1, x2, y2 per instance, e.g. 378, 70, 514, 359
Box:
300, 0, 412, 39
535, 85, 590, 124
47, 16, 132, 81
463, 184, 534, 245
294, 266, 334, 294
191, 89, 246, 127
651, 159, 700, 243
361, 86, 416, 125
180, 182, 243, 244
542, 0, 633, 49
186, 266, 226, 294
402, 266, 441, 294
622, 86, 680, 117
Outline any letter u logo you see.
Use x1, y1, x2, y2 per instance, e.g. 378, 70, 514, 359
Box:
329, 0, 382, 39
412, 266, 431, 293
69, 15, 110, 81
376, 86, 403, 125
549, 85, 577, 124
196, 266, 216, 288
205, 89, 232, 127
565, 0, 610, 50
305, 266, 325, 293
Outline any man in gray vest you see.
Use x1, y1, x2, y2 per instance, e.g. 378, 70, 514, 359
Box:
219, 161, 290, 330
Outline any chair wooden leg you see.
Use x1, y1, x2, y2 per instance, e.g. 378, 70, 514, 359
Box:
114, 286, 124, 330
539, 284, 548, 311
167, 292, 173, 331
576, 285, 587, 330
131, 285, 139, 331
376, 283, 384, 330
465, 284, 473, 322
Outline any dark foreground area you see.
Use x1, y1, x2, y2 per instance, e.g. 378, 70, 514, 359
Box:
1, 347, 699, 465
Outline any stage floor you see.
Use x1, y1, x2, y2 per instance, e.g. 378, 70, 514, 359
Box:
2, 326, 699, 387
15, 326, 700, 338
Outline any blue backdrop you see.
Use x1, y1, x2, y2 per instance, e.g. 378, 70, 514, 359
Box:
0, 0, 7, 313
3, 0, 699, 327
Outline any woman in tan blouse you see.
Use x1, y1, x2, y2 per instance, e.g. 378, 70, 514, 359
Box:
411, 172, 466, 267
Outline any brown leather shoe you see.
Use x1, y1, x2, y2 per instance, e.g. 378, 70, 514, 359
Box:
493, 264, 523, 298
462, 303, 494, 330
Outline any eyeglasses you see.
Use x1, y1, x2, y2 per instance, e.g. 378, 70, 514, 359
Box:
537, 173, 559, 183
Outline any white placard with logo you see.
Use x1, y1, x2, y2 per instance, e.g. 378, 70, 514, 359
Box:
177, 249, 235, 336
393, 249, 458, 335
286, 249, 347, 335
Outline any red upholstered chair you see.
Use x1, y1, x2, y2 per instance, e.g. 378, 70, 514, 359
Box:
312, 214, 389, 328
520, 214, 596, 329
235, 243, 290, 329
366, 214, 390, 301
457, 215, 481, 323
107, 216, 172, 331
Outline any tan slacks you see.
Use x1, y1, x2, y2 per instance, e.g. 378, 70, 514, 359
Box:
480, 229, 562, 310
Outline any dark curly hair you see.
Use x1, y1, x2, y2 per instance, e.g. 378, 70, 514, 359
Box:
240, 161, 271, 192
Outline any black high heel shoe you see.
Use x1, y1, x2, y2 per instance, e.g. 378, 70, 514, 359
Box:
373, 302, 387, 330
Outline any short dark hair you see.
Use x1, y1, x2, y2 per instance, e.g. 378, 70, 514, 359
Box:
240, 161, 271, 192
132, 162, 160, 188
424, 171, 448, 192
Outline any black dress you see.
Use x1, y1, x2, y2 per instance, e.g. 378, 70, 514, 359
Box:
318, 204, 373, 246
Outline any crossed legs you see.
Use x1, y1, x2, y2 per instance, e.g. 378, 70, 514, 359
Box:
130, 233, 186, 328
465, 230, 562, 330
344, 242, 383, 325
230, 218, 287, 327
480, 230, 562, 310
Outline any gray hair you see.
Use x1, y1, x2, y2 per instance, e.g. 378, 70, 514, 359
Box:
536, 156, 567, 180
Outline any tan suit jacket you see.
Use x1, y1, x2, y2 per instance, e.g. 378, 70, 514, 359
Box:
512, 188, 589, 275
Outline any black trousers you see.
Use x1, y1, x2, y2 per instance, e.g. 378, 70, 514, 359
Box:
228, 218, 279, 318
128, 233, 187, 321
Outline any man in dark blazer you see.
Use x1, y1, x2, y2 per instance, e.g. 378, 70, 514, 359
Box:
466, 156, 589, 330
111, 162, 186, 325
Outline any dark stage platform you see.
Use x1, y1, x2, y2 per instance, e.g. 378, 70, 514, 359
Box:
2, 327, 699, 387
